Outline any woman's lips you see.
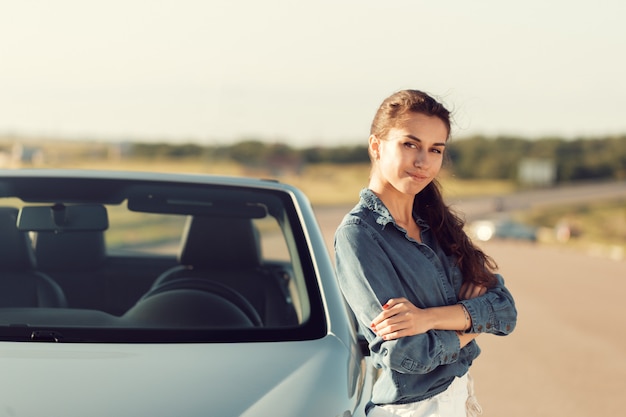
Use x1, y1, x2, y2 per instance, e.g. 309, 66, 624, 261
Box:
407, 171, 428, 181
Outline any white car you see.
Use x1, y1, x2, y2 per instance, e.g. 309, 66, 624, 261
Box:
0, 169, 374, 417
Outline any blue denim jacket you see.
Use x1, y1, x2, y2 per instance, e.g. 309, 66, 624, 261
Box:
334, 189, 517, 406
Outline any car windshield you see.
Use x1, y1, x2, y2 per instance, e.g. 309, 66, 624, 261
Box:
0, 173, 325, 343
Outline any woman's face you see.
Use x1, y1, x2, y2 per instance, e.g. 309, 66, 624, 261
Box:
370, 112, 448, 196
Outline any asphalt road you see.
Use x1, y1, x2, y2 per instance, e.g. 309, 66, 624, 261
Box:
466, 240, 624, 417
313, 183, 625, 416
448, 179, 626, 221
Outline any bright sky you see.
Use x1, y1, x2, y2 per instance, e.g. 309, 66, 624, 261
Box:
1, 0, 625, 146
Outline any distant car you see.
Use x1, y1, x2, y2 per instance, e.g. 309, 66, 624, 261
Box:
0, 169, 374, 417
469, 218, 537, 242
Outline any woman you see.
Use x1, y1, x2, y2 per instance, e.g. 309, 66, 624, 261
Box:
334, 90, 517, 417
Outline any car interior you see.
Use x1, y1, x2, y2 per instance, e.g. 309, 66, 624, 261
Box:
0, 175, 326, 343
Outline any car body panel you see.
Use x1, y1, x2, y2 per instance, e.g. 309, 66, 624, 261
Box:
0, 169, 374, 416
0, 336, 367, 417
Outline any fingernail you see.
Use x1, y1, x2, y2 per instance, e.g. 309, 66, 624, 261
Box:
382, 303, 390, 310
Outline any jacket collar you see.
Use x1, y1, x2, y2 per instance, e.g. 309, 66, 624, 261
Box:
359, 188, 430, 232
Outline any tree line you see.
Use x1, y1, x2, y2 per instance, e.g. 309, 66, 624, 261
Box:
130, 134, 626, 183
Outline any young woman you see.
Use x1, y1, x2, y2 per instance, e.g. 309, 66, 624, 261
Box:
334, 90, 517, 417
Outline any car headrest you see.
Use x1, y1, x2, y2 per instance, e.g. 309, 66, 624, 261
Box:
34, 230, 106, 271
0, 207, 36, 271
179, 216, 261, 269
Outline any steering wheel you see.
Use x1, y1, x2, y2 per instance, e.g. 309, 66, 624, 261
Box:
139, 278, 263, 327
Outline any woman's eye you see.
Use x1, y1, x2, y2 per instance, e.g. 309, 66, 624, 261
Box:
404, 142, 417, 149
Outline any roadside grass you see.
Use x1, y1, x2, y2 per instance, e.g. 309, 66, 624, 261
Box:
43, 156, 247, 177
439, 175, 517, 200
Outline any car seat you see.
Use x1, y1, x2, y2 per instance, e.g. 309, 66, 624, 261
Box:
149, 216, 298, 327
33, 229, 107, 310
0, 207, 67, 308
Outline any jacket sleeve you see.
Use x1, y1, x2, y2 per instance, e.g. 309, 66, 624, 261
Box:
334, 220, 464, 374
458, 273, 517, 335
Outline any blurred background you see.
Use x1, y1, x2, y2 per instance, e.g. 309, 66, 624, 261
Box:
1, 1, 625, 415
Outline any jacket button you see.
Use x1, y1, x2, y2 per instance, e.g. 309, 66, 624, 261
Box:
477, 325, 483, 331
486, 323, 492, 329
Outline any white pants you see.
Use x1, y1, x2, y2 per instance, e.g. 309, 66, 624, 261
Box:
367, 373, 482, 417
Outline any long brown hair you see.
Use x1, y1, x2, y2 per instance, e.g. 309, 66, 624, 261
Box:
371, 90, 498, 287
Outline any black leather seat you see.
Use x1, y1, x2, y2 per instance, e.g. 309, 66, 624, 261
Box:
35, 230, 106, 272
34, 229, 107, 310
149, 216, 298, 327
0, 207, 67, 308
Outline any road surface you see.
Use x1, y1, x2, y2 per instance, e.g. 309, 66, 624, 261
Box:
449, 180, 626, 221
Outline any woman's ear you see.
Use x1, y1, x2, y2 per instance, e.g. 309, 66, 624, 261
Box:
369, 135, 380, 160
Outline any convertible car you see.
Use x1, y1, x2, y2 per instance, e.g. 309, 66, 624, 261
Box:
0, 169, 374, 417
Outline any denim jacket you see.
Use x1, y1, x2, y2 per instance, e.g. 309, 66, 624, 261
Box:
334, 189, 517, 406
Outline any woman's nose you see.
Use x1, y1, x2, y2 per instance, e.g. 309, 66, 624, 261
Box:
413, 150, 428, 168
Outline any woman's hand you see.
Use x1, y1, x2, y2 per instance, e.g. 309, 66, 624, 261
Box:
370, 284, 487, 341
370, 298, 433, 341
459, 281, 487, 300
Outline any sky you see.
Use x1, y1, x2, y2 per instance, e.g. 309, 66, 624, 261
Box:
1, 0, 625, 147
